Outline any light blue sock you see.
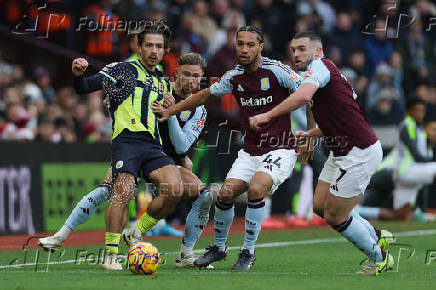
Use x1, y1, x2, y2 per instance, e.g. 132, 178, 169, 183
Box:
350, 209, 380, 242
333, 216, 384, 262
65, 186, 110, 230
214, 199, 234, 248
183, 189, 213, 247
243, 199, 265, 253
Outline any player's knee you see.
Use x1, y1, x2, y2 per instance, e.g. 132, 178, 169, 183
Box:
324, 209, 344, 226
247, 184, 266, 201
218, 187, 236, 204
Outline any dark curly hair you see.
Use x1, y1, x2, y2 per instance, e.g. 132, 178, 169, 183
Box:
137, 20, 172, 52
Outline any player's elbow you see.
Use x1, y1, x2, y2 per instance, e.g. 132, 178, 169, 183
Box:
175, 142, 189, 155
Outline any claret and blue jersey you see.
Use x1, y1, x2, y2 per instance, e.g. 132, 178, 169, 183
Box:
209, 56, 302, 156
302, 58, 378, 156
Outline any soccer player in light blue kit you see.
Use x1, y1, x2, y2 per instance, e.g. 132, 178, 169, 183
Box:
39, 52, 211, 268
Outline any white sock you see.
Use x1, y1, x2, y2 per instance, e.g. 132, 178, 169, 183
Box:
264, 198, 272, 219
54, 225, 72, 242
180, 241, 194, 256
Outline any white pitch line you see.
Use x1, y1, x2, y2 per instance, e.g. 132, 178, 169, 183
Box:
1, 229, 435, 270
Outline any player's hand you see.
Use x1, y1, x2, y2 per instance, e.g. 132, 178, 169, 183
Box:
249, 112, 271, 130
163, 92, 175, 108
180, 156, 193, 171
152, 102, 170, 122
72, 58, 89, 77
295, 131, 315, 164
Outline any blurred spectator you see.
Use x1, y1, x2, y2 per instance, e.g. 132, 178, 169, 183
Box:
47, 86, 78, 131
327, 11, 362, 61
162, 41, 182, 78
208, 8, 245, 55
82, 110, 111, 143
410, 0, 436, 28
176, 12, 207, 55
326, 45, 343, 68
191, 0, 218, 47
366, 63, 404, 114
206, 26, 238, 77
396, 18, 434, 90
34, 66, 55, 103
166, 0, 190, 30
53, 117, 76, 143
211, 0, 230, 27
0, 112, 17, 140
35, 116, 55, 142
3, 86, 24, 106
363, 19, 394, 75
246, 0, 292, 59
296, 0, 336, 33
367, 88, 403, 126
389, 51, 404, 93
73, 102, 89, 140
416, 82, 436, 121
346, 50, 369, 98
0, 63, 13, 88
82, 0, 122, 60
294, 16, 311, 34
6, 104, 34, 140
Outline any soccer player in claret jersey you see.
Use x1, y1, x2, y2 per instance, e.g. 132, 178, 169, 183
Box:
153, 26, 303, 270
249, 31, 395, 276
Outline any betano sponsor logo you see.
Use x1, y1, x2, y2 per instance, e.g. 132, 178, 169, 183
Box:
240, 96, 272, 107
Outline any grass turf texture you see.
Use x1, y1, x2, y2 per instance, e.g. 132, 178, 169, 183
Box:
1, 220, 436, 290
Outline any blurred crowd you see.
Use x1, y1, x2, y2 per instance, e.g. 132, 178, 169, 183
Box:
0, 0, 435, 142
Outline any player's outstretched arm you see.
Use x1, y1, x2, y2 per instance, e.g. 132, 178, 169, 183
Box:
249, 83, 317, 130
152, 88, 212, 122
72, 58, 104, 94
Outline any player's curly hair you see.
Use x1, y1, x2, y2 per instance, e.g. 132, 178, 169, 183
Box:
137, 20, 172, 52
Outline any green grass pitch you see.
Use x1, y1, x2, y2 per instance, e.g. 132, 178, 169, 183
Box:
1, 220, 436, 290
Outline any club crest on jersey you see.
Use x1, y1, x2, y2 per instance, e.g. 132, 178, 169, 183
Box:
180, 110, 191, 121
197, 119, 205, 129
260, 77, 270, 91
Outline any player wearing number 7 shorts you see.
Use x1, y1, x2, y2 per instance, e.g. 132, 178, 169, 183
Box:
249, 31, 395, 276
152, 26, 303, 270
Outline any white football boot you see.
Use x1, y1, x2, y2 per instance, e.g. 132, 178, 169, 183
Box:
38, 235, 62, 251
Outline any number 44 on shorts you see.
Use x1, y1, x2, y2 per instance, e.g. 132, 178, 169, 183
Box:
262, 154, 282, 170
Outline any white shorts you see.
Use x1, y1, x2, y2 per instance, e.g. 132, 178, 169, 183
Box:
319, 141, 383, 198
226, 149, 297, 194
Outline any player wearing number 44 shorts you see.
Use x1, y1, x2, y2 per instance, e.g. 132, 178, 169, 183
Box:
153, 26, 304, 270
250, 31, 395, 276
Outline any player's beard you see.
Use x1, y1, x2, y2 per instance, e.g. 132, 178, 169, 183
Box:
238, 54, 259, 68
298, 55, 314, 71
